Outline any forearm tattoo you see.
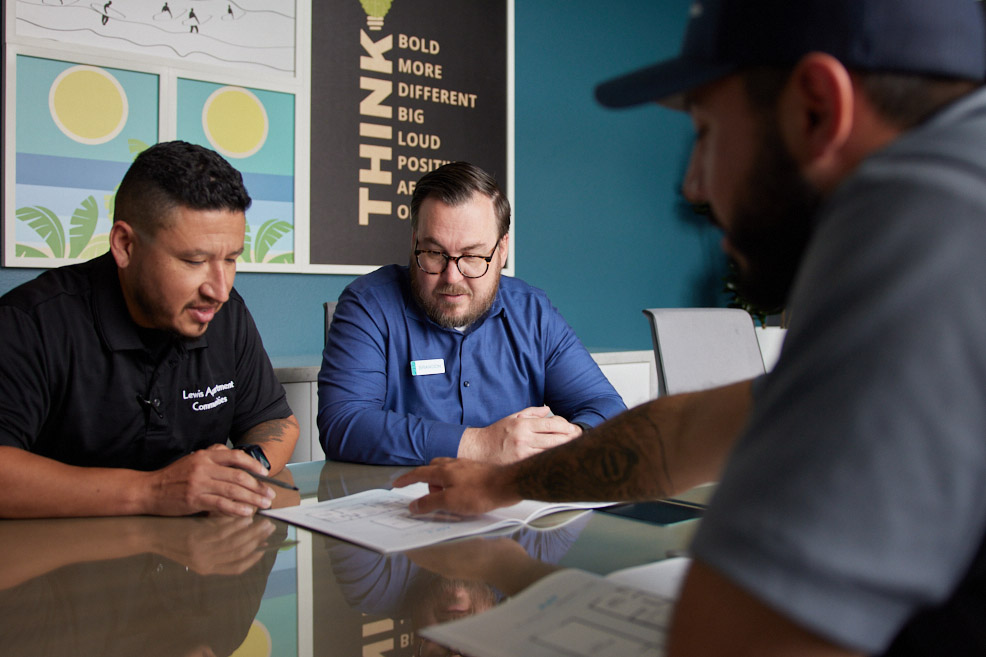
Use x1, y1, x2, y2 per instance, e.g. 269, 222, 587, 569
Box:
513, 403, 673, 502
241, 418, 292, 446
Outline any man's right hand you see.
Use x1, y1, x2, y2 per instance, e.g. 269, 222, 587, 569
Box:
457, 406, 582, 464
143, 444, 276, 517
0, 444, 277, 519
392, 457, 522, 516
151, 515, 277, 574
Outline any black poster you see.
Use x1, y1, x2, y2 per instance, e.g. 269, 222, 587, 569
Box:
310, 0, 510, 268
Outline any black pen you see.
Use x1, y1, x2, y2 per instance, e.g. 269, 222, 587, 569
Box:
244, 469, 299, 491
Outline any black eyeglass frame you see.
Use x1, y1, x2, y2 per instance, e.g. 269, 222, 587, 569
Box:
413, 239, 500, 278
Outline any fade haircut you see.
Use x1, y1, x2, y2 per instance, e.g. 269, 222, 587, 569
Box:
410, 162, 511, 240
113, 140, 252, 236
741, 66, 978, 130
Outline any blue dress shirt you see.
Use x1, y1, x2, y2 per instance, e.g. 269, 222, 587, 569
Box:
317, 265, 626, 464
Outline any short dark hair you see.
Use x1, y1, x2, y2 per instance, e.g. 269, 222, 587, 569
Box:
741, 66, 977, 129
410, 162, 511, 240
113, 140, 252, 236
855, 74, 978, 129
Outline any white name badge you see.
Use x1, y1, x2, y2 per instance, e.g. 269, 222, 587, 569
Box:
410, 358, 445, 376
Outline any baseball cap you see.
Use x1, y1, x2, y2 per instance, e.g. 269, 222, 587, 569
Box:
596, 0, 986, 109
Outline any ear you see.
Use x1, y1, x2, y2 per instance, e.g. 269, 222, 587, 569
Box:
498, 232, 510, 268
109, 221, 137, 269
780, 52, 855, 171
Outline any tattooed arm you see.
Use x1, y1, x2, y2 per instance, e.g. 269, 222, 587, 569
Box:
235, 415, 300, 474
394, 381, 752, 514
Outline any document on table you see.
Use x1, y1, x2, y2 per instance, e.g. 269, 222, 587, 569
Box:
261, 482, 609, 553
419, 557, 692, 657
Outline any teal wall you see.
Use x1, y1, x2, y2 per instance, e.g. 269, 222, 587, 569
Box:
1, 1, 728, 359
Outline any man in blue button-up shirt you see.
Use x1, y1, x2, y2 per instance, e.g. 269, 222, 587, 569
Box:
317, 162, 626, 465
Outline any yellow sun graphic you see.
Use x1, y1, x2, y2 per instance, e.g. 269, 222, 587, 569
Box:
49, 66, 128, 145
229, 619, 272, 657
202, 86, 269, 159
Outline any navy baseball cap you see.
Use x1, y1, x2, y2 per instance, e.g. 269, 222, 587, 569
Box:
596, 0, 986, 109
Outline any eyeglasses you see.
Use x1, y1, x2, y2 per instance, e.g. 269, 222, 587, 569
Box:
414, 240, 499, 278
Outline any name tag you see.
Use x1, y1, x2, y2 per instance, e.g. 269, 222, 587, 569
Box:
410, 358, 445, 376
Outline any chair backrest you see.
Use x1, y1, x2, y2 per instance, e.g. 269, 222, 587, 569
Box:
643, 307, 766, 396
323, 301, 337, 346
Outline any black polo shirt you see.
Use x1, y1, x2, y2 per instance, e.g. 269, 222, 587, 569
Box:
0, 253, 292, 470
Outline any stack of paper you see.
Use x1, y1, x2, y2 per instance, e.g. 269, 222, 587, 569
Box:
419, 557, 692, 657
261, 482, 610, 552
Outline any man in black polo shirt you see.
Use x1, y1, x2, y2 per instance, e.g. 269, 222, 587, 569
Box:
0, 141, 299, 518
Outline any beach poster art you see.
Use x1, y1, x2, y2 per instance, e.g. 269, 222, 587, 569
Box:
177, 78, 296, 265
14, 0, 298, 76
11, 55, 158, 265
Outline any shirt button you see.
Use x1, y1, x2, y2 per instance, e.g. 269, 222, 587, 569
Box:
463, 381, 471, 387
152, 398, 162, 407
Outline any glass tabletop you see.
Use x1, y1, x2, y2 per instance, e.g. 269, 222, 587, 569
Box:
0, 460, 700, 657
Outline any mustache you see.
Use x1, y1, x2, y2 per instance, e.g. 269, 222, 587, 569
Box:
433, 284, 471, 297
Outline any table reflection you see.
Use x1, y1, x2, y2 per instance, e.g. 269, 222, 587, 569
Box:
280, 460, 598, 656
0, 461, 698, 657
0, 515, 285, 657
405, 532, 581, 657
326, 516, 588, 657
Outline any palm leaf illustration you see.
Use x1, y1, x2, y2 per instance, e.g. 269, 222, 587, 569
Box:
78, 234, 111, 261
104, 189, 117, 222
69, 196, 100, 258
254, 219, 292, 263
128, 139, 149, 157
16, 244, 48, 258
240, 221, 253, 263
266, 252, 295, 264
16, 205, 65, 258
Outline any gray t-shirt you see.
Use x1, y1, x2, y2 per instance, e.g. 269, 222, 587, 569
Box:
692, 88, 986, 655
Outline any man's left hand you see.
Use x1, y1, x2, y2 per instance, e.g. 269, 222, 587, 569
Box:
457, 406, 582, 463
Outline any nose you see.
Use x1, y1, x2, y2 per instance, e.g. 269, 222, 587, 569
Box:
201, 261, 233, 304
682, 141, 706, 204
441, 258, 465, 283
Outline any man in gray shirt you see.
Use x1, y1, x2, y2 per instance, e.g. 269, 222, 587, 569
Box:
395, 0, 986, 654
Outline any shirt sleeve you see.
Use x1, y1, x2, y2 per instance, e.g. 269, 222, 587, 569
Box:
0, 305, 49, 450
228, 296, 293, 438
690, 165, 986, 653
316, 285, 465, 465
539, 302, 627, 427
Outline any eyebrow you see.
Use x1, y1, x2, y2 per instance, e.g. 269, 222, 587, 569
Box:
176, 246, 245, 259
417, 237, 491, 254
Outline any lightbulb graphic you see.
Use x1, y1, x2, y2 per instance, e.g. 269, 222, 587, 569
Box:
359, 0, 392, 30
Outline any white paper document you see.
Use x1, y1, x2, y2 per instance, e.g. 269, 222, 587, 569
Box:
419, 558, 692, 657
261, 482, 607, 552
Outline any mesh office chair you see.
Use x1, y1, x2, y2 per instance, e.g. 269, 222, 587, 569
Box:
323, 301, 337, 346
643, 307, 766, 397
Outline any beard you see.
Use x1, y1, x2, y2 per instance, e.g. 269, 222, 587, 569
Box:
129, 274, 215, 340
723, 116, 822, 312
410, 262, 500, 329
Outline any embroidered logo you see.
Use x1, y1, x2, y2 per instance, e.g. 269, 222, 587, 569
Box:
183, 380, 234, 411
